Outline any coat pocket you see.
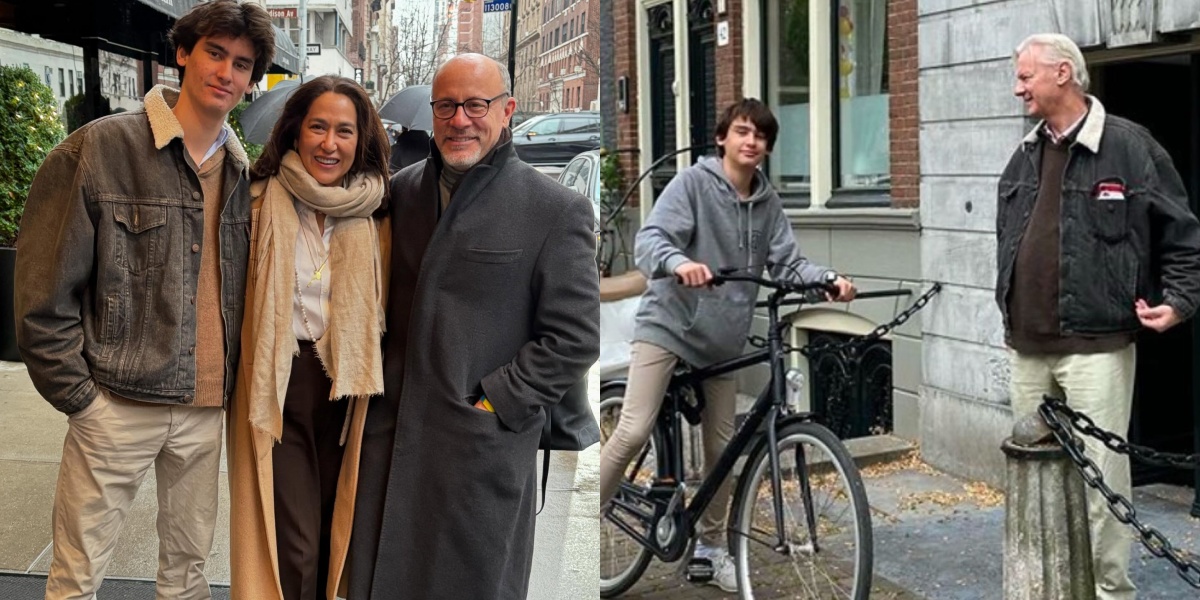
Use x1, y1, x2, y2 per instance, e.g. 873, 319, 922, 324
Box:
461, 247, 523, 264
111, 203, 168, 272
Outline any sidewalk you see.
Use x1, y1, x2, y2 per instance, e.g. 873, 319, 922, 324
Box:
0, 361, 600, 598
613, 449, 1200, 599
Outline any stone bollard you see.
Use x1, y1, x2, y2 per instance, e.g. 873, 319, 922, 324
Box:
1002, 412, 1095, 600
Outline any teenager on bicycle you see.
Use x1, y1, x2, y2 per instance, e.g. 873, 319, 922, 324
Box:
598, 98, 856, 593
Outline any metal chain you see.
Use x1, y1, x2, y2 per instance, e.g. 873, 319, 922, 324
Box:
1039, 399, 1200, 588
798, 282, 943, 359
1042, 397, 1200, 468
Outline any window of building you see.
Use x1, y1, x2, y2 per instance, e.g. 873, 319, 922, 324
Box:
766, 0, 811, 192
44, 66, 52, 89
833, 0, 889, 189
570, 19, 575, 39
69, 70, 75, 96
59, 68, 65, 97
581, 12, 586, 33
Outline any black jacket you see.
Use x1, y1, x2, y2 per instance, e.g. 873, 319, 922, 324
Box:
995, 97, 1200, 336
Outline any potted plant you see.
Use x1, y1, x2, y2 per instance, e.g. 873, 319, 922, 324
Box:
0, 66, 66, 361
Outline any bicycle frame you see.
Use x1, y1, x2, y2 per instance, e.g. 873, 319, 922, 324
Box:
607, 281, 912, 563
608, 286, 811, 562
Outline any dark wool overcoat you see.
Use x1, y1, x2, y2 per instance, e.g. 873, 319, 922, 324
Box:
346, 135, 600, 599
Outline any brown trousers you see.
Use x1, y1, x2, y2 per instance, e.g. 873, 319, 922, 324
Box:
273, 341, 349, 600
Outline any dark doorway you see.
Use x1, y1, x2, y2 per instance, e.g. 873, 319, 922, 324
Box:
1091, 54, 1200, 490
647, 3, 677, 200
687, 0, 717, 158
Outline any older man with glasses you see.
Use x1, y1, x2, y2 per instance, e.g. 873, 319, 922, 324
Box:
346, 53, 600, 599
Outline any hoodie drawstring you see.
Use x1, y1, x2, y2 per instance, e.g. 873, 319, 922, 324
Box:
747, 202, 754, 268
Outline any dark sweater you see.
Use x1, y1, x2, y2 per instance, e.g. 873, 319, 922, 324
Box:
1008, 132, 1132, 354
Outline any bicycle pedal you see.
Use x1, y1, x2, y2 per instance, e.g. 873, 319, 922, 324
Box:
685, 557, 714, 583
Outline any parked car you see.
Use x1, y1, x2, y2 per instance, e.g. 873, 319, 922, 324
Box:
556, 149, 602, 239
513, 112, 601, 167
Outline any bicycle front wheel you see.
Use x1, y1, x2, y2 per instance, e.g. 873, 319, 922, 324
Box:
730, 421, 873, 599
599, 387, 659, 598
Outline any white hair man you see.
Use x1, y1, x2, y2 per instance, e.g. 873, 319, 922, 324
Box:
996, 33, 1200, 600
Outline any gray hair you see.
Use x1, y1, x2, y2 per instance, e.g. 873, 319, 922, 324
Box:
1014, 33, 1089, 91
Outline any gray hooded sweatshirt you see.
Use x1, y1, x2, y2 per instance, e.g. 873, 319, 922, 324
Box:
633, 156, 832, 368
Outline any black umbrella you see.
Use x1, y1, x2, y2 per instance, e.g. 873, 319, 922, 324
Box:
239, 78, 308, 145
379, 85, 433, 132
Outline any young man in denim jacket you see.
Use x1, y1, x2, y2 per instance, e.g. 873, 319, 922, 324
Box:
15, 2, 274, 597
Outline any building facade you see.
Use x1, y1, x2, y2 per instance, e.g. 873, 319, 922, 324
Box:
266, 0, 356, 79
611, 0, 922, 455
0, 27, 148, 115
611, 0, 1200, 492
514, 0, 543, 112
536, 0, 598, 112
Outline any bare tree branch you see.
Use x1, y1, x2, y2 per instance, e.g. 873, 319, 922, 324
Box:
377, 5, 454, 104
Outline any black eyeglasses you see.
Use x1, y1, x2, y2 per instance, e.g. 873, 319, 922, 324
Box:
429, 93, 510, 119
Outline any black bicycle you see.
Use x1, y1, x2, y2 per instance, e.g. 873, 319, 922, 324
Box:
599, 271, 918, 599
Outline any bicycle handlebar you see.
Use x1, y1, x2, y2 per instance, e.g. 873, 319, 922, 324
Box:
709, 270, 834, 294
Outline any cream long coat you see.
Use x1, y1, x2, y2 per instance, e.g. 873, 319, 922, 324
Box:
227, 197, 390, 600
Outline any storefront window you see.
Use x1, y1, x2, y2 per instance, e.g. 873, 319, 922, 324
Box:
767, 0, 810, 191
835, 0, 889, 188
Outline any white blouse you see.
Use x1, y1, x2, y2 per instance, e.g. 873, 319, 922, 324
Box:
293, 202, 335, 341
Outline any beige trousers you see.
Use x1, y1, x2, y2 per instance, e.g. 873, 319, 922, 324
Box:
44, 389, 223, 600
1009, 344, 1137, 600
599, 341, 738, 545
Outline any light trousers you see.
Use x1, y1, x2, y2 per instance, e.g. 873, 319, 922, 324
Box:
599, 341, 738, 545
44, 389, 223, 600
1009, 344, 1137, 600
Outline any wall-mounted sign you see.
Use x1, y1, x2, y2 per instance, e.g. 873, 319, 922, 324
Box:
354, 68, 363, 85
267, 7, 297, 19
306, 44, 321, 56
717, 21, 729, 46
483, 0, 511, 13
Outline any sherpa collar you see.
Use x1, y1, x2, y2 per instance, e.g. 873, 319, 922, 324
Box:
143, 84, 250, 170
1022, 94, 1106, 154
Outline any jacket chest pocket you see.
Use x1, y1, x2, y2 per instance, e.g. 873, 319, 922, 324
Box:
112, 203, 169, 273
1082, 191, 1130, 242
442, 247, 525, 298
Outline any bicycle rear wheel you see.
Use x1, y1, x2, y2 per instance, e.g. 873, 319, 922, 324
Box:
599, 386, 660, 597
730, 421, 873, 599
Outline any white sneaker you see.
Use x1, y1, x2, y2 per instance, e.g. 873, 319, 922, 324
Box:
692, 543, 738, 593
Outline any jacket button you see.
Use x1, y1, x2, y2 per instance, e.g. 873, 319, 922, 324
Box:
192, 243, 200, 253
183, 395, 193, 403
190, 296, 195, 304
192, 191, 201, 200
188, 346, 195, 355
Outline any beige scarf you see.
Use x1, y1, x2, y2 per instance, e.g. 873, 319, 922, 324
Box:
247, 151, 386, 442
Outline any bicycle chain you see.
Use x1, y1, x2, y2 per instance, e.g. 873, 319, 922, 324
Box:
796, 282, 942, 359
1039, 398, 1200, 588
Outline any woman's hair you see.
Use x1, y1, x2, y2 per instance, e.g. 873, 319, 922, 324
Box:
251, 76, 392, 193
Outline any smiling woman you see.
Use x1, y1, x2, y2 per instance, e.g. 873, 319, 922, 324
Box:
231, 75, 392, 600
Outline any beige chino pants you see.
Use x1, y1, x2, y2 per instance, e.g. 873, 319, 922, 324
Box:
1009, 344, 1137, 600
599, 341, 738, 545
44, 388, 223, 600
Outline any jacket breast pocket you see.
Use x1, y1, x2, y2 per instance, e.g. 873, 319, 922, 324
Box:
1087, 195, 1130, 243
462, 247, 523, 264
111, 203, 168, 273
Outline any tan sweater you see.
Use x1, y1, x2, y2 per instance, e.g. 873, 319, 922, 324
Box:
193, 148, 227, 407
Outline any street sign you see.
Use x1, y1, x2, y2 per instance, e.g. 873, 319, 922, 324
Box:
483, 0, 511, 13
267, 7, 297, 19
306, 43, 321, 56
